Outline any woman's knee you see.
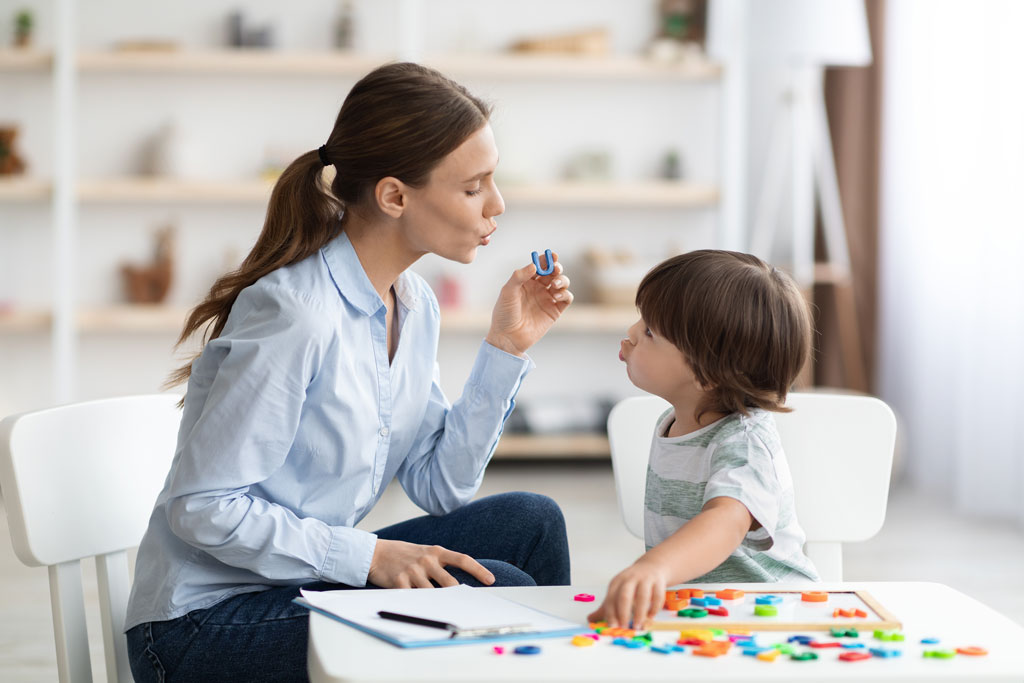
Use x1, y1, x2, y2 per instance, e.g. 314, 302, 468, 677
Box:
449, 559, 536, 587
488, 491, 566, 532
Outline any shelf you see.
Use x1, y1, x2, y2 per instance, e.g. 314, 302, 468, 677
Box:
77, 305, 189, 333
75, 177, 715, 208
0, 48, 52, 71
493, 433, 609, 459
0, 309, 51, 332
77, 49, 391, 75
3, 304, 636, 335
501, 181, 718, 208
0, 177, 52, 202
72, 49, 718, 81
440, 304, 635, 334
78, 177, 274, 203
79, 304, 635, 334
426, 53, 720, 81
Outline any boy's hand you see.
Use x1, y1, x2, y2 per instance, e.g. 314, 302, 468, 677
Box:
587, 559, 669, 630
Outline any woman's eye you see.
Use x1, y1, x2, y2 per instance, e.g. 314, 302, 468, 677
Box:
465, 188, 482, 196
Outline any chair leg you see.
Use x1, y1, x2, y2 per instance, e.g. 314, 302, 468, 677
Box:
96, 551, 132, 683
49, 560, 93, 683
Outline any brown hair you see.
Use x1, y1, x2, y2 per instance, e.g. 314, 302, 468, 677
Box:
166, 62, 491, 389
635, 250, 812, 420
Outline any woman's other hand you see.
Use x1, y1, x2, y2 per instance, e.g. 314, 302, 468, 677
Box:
367, 539, 495, 588
485, 252, 573, 356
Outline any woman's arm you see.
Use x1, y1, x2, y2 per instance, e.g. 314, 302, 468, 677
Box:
164, 284, 379, 586
587, 497, 753, 629
397, 257, 573, 512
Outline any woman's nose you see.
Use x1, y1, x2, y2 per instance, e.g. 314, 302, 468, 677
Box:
487, 183, 505, 218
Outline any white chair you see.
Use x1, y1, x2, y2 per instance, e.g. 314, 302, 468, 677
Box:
606, 392, 897, 581
0, 394, 181, 683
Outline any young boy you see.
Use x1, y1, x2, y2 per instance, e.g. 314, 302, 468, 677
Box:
589, 250, 819, 630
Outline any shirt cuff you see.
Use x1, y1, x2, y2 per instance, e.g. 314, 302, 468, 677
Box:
320, 526, 377, 587
474, 340, 534, 396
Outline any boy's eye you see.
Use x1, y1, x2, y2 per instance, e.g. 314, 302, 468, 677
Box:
644, 327, 653, 338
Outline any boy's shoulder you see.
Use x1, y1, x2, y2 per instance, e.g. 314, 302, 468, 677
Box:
656, 408, 776, 448
654, 410, 783, 473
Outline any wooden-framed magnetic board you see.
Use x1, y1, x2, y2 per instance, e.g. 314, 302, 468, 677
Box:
649, 589, 901, 632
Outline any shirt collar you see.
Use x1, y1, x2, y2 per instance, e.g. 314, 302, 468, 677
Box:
321, 230, 420, 316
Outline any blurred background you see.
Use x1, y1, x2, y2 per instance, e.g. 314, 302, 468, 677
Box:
1, 0, 1023, 679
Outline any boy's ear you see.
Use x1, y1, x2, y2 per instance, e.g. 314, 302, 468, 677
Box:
375, 177, 406, 218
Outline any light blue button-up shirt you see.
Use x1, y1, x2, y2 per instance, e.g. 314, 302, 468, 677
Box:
125, 231, 532, 630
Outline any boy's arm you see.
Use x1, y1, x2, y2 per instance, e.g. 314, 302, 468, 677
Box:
588, 496, 752, 629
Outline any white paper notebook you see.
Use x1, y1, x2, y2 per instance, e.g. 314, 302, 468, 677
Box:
295, 584, 585, 648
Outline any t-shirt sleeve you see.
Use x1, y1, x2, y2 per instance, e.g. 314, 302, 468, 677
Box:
702, 434, 782, 551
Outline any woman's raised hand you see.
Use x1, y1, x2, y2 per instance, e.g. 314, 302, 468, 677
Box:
367, 539, 495, 589
485, 252, 574, 357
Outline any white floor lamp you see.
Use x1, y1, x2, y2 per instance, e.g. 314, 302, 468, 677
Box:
746, 0, 872, 289
714, 0, 872, 388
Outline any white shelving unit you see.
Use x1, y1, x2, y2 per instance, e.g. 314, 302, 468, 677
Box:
1, 2, 740, 456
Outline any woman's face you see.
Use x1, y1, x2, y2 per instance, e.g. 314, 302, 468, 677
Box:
402, 123, 505, 263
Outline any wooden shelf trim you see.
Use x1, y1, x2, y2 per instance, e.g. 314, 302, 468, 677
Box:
503, 181, 718, 207
0, 309, 52, 332
72, 49, 719, 81
77, 50, 390, 75
70, 178, 716, 207
77, 178, 274, 203
494, 433, 609, 458
441, 305, 635, 334
0, 48, 52, 70
5, 177, 717, 207
1, 304, 636, 335
0, 178, 52, 201
426, 53, 721, 81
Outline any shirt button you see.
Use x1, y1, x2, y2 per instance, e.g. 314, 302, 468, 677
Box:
379, 426, 390, 437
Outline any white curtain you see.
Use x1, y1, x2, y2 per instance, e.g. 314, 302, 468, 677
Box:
879, 0, 1024, 524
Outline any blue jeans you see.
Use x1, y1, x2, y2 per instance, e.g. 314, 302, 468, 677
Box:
126, 492, 570, 682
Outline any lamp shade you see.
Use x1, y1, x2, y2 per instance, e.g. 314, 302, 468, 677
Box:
714, 0, 872, 66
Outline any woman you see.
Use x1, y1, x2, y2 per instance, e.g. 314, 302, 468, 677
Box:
125, 62, 574, 682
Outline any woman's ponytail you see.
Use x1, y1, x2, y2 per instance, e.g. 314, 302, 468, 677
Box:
164, 151, 340, 390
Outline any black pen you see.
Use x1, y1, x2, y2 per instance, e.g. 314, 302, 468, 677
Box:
377, 610, 458, 634
377, 610, 535, 639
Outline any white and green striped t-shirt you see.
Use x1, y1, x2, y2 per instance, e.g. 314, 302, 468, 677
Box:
644, 408, 819, 583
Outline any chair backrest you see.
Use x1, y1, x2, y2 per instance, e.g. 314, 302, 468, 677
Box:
607, 392, 897, 581
0, 394, 181, 683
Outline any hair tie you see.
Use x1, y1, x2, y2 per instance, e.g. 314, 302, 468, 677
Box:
317, 144, 332, 167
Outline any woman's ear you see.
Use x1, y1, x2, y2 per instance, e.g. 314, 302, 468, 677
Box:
375, 177, 406, 218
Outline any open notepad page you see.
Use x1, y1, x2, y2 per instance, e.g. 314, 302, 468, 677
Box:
297, 584, 585, 648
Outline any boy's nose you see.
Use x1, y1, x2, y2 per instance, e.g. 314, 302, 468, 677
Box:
625, 320, 643, 344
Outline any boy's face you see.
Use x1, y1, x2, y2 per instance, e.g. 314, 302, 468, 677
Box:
619, 318, 702, 404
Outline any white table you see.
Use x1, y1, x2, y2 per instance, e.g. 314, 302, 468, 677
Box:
307, 582, 1024, 682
